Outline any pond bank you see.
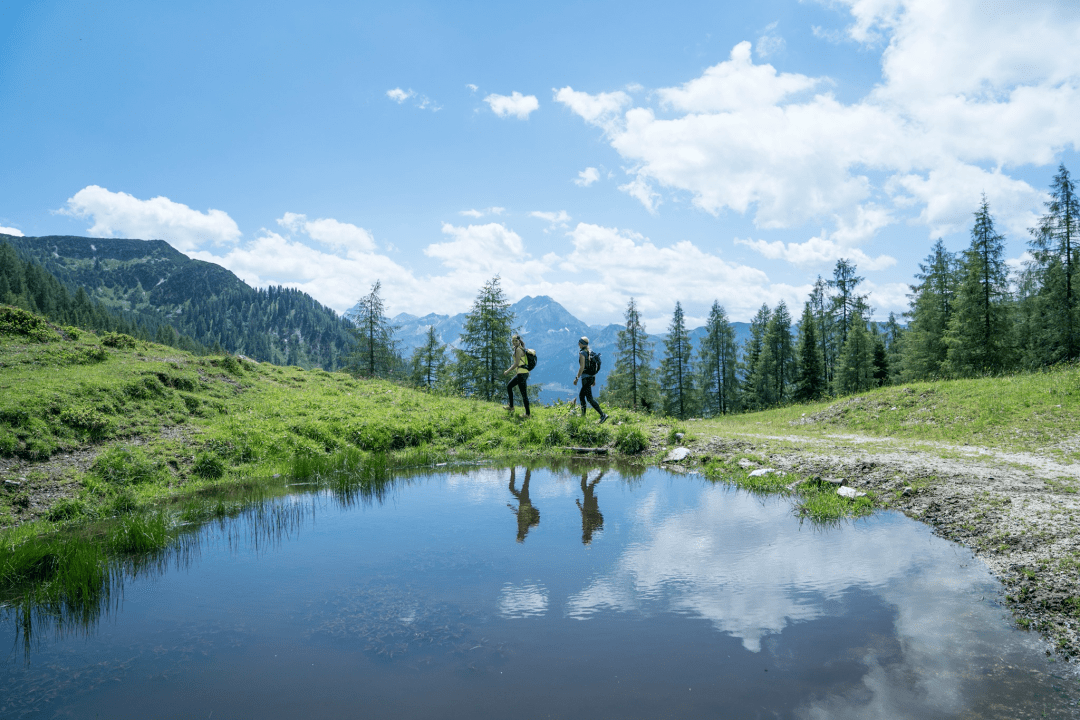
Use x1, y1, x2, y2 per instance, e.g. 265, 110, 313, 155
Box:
659, 429, 1080, 663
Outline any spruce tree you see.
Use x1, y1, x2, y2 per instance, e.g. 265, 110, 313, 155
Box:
459, 276, 515, 401
882, 312, 904, 383
835, 313, 874, 395
810, 276, 837, 386
763, 300, 795, 405
901, 240, 958, 380
742, 304, 771, 410
943, 197, 1015, 376
1026, 164, 1080, 365
794, 301, 826, 402
607, 297, 655, 410
697, 300, 740, 416
659, 301, 696, 419
346, 280, 400, 378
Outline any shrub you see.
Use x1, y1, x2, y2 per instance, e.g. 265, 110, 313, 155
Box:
192, 451, 226, 479
59, 406, 113, 435
125, 375, 168, 400
91, 445, 169, 486
101, 332, 138, 349
0, 306, 56, 342
615, 426, 649, 454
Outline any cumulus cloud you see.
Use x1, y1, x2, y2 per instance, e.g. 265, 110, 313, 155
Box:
484, 91, 540, 119
575, 167, 601, 187
0, 226, 23, 236
57, 185, 241, 252
736, 236, 896, 271
386, 87, 414, 103
276, 212, 376, 253
556, 1, 1080, 255
529, 210, 571, 226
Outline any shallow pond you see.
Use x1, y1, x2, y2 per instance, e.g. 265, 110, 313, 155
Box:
2, 462, 1078, 719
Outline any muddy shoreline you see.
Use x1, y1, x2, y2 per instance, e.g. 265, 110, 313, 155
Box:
673, 431, 1080, 663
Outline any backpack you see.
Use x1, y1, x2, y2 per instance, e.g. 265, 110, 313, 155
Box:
525, 348, 537, 371
584, 350, 601, 375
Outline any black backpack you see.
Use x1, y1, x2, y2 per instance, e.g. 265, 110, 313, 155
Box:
525, 348, 537, 371
584, 350, 601, 375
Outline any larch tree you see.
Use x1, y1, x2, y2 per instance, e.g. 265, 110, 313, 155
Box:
458, 276, 515, 400
659, 301, 696, 419
607, 297, 656, 410
346, 280, 400, 378
697, 300, 740, 416
1026, 164, 1080, 365
828, 259, 866, 346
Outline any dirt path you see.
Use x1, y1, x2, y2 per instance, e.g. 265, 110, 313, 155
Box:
683, 430, 1080, 660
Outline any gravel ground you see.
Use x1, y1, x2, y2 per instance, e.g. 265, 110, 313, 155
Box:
668, 430, 1080, 662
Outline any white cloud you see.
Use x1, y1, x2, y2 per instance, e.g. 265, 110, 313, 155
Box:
386, 87, 414, 103
556, 2, 1080, 251
276, 212, 376, 253
529, 210, 571, 225
574, 167, 601, 187
736, 235, 896, 271
484, 91, 540, 119
0, 226, 23, 236
466, 83, 478, 93
458, 207, 506, 218
58, 185, 241, 252
755, 22, 786, 58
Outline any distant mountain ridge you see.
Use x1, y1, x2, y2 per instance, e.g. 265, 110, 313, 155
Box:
389, 295, 750, 402
2, 234, 354, 369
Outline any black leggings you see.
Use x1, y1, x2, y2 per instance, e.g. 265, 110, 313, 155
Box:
507, 372, 530, 413
579, 375, 602, 415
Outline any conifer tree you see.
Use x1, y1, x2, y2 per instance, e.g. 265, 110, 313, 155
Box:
828, 259, 866, 345
834, 313, 874, 395
809, 276, 837, 386
943, 198, 1015, 376
763, 300, 795, 405
408, 325, 447, 390
659, 301, 696, 419
607, 297, 655, 410
697, 300, 740, 416
742, 304, 771, 410
458, 276, 515, 400
882, 312, 904, 383
794, 301, 826, 402
1025, 164, 1080, 365
346, 280, 400, 378
901, 240, 958, 380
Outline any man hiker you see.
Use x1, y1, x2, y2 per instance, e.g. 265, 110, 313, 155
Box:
573, 336, 608, 423
502, 333, 530, 418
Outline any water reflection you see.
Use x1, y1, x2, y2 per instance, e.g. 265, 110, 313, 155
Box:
1, 464, 1076, 720
577, 469, 604, 544
507, 467, 540, 542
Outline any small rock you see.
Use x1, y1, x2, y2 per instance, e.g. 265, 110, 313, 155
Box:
674, 432, 685, 441
749, 468, 783, 477
823, 477, 847, 487
902, 486, 913, 496
664, 447, 691, 463
3, 480, 21, 487
837, 486, 866, 499
272, 474, 281, 478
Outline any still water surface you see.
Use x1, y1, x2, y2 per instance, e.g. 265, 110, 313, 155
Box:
2, 463, 1077, 719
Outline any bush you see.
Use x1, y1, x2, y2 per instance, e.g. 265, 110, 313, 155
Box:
0, 306, 57, 342
566, 416, 612, 447
615, 426, 649, 454
101, 332, 138, 349
59, 406, 113, 435
192, 451, 226, 479
91, 445, 169, 486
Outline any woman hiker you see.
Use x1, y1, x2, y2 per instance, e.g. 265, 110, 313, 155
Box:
502, 333, 530, 418
573, 336, 608, 423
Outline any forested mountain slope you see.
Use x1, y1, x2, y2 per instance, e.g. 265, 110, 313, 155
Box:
1, 234, 355, 369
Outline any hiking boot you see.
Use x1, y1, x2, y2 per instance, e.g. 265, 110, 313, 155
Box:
599, 413, 609, 424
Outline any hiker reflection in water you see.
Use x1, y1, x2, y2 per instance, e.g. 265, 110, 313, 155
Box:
508, 467, 540, 542
577, 469, 605, 544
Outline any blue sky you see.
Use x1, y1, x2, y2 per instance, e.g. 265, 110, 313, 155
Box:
2, 0, 1078, 329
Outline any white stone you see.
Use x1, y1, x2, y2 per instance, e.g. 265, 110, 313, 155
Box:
664, 447, 691, 463
837, 486, 867, 499
749, 468, 782, 477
